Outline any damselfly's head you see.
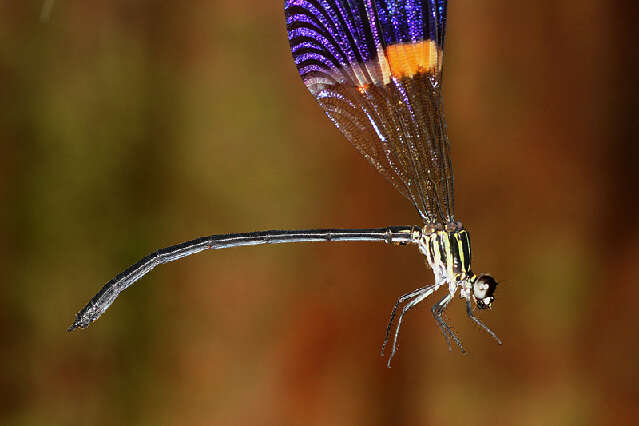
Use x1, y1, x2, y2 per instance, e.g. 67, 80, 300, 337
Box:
472, 274, 498, 309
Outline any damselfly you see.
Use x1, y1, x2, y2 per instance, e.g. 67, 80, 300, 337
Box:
69, 0, 502, 366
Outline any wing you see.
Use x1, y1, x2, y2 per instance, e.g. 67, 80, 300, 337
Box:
285, 0, 454, 224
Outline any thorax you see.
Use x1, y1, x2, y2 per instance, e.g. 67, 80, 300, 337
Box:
417, 222, 473, 283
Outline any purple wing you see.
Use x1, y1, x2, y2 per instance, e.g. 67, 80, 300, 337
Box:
285, 0, 454, 224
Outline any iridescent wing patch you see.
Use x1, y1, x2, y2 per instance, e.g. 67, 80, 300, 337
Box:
285, 0, 454, 224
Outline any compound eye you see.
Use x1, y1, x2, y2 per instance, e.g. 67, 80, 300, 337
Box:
473, 274, 498, 310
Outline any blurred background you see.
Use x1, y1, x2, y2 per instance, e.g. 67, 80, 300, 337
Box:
1, 1, 638, 425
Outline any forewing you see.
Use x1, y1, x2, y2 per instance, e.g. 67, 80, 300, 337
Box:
285, 0, 454, 224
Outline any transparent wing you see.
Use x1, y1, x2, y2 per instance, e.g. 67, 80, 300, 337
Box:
285, 0, 454, 224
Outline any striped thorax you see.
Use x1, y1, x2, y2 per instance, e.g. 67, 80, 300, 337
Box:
417, 222, 497, 309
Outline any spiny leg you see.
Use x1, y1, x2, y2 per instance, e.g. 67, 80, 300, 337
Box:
386, 291, 434, 368
465, 298, 502, 345
381, 285, 436, 367
431, 293, 465, 353
381, 285, 433, 355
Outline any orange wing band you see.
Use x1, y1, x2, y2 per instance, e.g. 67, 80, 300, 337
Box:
385, 40, 441, 79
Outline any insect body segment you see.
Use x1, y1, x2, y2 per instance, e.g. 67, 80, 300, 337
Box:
418, 225, 477, 311
421, 227, 471, 279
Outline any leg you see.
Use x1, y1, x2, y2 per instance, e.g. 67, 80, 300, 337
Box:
431, 294, 465, 353
381, 286, 432, 354
381, 284, 436, 367
465, 298, 502, 345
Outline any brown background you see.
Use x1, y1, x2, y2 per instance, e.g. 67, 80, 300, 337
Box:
1, 1, 638, 425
